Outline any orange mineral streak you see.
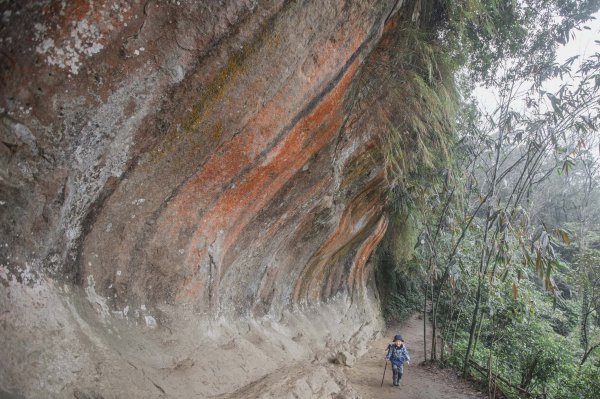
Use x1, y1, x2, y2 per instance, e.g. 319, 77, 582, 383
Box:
262, 176, 332, 241
172, 113, 282, 216
250, 176, 333, 308
348, 214, 388, 292
291, 176, 386, 304
164, 26, 368, 232
175, 59, 361, 301
382, 17, 398, 34
157, 101, 288, 242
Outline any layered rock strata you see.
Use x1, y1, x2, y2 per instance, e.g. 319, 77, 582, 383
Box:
0, 0, 419, 397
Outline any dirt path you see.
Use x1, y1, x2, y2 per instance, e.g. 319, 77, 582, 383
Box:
346, 314, 487, 399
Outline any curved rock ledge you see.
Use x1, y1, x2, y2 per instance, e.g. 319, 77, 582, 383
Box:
0, 0, 418, 397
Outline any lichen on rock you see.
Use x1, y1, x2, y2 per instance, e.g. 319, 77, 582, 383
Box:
0, 0, 450, 397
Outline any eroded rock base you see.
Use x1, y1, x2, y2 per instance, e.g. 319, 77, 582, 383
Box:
1, 277, 382, 399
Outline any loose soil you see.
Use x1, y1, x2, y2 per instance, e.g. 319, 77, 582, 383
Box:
346, 314, 487, 399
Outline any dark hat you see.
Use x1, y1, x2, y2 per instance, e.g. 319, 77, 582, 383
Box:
393, 334, 403, 342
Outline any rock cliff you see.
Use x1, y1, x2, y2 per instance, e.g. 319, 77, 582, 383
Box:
0, 1, 427, 397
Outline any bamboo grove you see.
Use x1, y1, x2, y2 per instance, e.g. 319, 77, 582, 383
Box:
374, 1, 600, 398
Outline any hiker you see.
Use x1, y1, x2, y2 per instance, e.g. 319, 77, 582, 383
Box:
385, 334, 410, 386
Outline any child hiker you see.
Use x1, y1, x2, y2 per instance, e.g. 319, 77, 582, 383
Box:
385, 334, 410, 386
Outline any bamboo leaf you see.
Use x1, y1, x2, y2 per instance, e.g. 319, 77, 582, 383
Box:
535, 253, 543, 274
546, 93, 564, 118
554, 228, 571, 245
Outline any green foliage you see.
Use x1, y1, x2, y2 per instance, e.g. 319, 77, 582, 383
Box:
382, 282, 424, 323
371, 9, 461, 324
548, 295, 580, 336
444, 270, 573, 397
376, 255, 424, 323
440, 0, 600, 84
554, 363, 600, 399
373, 1, 600, 395
497, 322, 563, 391
439, 221, 600, 398
374, 209, 424, 323
381, 206, 420, 265
379, 25, 458, 195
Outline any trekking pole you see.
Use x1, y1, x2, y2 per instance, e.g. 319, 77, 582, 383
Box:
380, 360, 388, 387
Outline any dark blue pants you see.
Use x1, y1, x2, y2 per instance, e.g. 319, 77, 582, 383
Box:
392, 363, 404, 385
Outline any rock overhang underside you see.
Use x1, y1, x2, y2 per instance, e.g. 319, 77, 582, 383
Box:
0, 1, 430, 397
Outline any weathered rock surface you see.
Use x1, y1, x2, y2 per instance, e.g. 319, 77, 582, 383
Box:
0, 0, 419, 397
335, 351, 356, 368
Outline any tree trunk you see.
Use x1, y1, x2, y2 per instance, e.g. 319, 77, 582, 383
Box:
451, 305, 463, 354
431, 278, 437, 361
487, 349, 493, 399
463, 275, 483, 377
581, 287, 590, 352
580, 342, 600, 366
473, 308, 485, 355
423, 279, 428, 362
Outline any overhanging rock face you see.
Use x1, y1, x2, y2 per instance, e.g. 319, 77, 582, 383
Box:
0, 1, 411, 397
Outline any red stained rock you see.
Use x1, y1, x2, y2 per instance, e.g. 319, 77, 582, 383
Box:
0, 0, 412, 315
0, 1, 439, 396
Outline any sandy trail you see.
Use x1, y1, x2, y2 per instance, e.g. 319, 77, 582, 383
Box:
345, 314, 487, 399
